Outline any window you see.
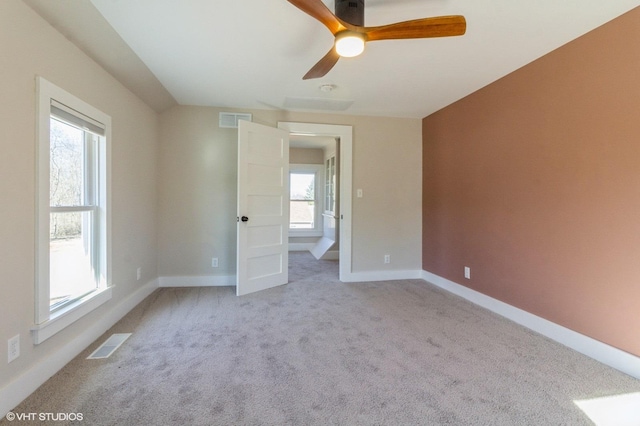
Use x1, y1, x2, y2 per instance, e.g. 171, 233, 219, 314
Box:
34, 77, 111, 344
325, 155, 336, 215
289, 164, 323, 236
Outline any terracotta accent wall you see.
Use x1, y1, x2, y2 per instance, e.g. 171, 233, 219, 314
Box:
422, 8, 640, 357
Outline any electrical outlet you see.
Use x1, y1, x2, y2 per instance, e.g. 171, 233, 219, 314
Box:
136, 267, 142, 281
212, 257, 219, 268
384, 254, 391, 264
464, 266, 471, 279
8, 334, 19, 363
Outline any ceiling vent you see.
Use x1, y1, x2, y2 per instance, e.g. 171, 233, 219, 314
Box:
284, 97, 354, 111
219, 112, 252, 129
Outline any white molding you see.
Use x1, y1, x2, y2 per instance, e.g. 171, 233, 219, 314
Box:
288, 231, 323, 238
159, 275, 236, 287
343, 269, 423, 283
35, 76, 113, 326
421, 270, 640, 380
0, 279, 158, 418
31, 287, 112, 345
277, 122, 353, 283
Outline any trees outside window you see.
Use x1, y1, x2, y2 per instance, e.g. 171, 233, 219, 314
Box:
289, 165, 323, 236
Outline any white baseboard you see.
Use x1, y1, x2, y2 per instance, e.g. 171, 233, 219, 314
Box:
289, 243, 314, 251
344, 269, 423, 283
0, 278, 159, 418
421, 270, 640, 380
159, 275, 236, 287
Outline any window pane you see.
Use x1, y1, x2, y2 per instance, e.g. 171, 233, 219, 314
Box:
50, 211, 96, 308
290, 200, 315, 229
290, 173, 315, 201
50, 118, 85, 207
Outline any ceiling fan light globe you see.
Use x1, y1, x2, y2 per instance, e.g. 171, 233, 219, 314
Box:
335, 34, 365, 57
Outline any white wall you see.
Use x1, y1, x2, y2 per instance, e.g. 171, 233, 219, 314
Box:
290, 147, 324, 164
0, 0, 159, 405
158, 105, 422, 278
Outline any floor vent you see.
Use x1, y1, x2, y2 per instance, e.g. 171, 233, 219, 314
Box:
219, 112, 252, 128
87, 333, 132, 359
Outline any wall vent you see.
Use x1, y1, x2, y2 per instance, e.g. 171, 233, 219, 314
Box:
219, 112, 252, 128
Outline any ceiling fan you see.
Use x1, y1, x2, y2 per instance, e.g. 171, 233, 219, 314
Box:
286, 0, 467, 79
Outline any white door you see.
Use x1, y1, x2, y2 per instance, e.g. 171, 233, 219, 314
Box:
237, 120, 289, 296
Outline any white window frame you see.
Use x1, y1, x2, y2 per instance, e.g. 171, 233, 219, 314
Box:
33, 77, 112, 345
289, 164, 324, 237
324, 154, 336, 216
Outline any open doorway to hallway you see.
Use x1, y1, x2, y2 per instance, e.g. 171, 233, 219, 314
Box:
278, 121, 353, 283
288, 135, 340, 281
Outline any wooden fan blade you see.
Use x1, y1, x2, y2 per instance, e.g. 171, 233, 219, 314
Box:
365, 15, 466, 41
303, 47, 340, 80
287, 0, 347, 35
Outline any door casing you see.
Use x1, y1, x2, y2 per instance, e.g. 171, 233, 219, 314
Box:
278, 122, 354, 282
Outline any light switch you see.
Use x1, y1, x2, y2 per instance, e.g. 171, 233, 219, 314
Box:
357, 189, 363, 198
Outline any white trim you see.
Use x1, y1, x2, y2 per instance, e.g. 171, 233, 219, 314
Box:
159, 275, 236, 287
288, 230, 323, 238
0, 279, 158, 418
31, 287, 112, 345
277, 122, 353, 282
289, 243, 315, 251
343, 269, 423, 283
35, 76, 112, 332
421, 270, 640, 380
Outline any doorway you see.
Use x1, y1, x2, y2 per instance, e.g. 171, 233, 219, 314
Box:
288, 136, 339, 279
278, 122, 353, 282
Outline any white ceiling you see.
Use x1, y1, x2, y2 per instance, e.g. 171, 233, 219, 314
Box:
51, 1, 640, 118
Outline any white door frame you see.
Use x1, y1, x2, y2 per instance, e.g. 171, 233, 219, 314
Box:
277, 122, 354, 282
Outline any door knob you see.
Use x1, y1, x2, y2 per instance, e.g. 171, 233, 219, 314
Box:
241, 216, 249, 222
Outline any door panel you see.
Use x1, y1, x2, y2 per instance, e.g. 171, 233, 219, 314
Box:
237, 121, 289, 296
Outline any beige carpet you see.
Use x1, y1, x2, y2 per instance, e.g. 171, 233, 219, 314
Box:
5, 252, 639, 425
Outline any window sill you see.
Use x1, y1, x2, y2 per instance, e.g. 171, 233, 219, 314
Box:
31, 287, 112, 345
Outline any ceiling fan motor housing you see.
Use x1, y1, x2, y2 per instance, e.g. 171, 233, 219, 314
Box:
336, 0, 364, 26
292, 0, 467, 79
